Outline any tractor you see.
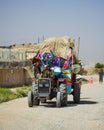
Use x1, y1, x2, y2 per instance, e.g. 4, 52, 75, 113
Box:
28, 37, 82, 107
28, 64, 81, 108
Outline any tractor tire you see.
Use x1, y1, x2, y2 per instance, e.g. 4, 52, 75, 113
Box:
60, 83, 67, 106
33, 91, 40, 106
56, 92, 61, 108
28, 91, 33, 107
32, 83, 38, 94
32, 83, 40, 106
73, 82, 80, 103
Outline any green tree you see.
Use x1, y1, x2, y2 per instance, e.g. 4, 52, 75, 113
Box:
95, 63, 104, 68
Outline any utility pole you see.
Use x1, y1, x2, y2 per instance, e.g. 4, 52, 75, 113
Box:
38, 37, 40, 43
42, 35, 45, 42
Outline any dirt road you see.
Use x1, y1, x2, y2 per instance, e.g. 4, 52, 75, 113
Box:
0, 83, 104, 130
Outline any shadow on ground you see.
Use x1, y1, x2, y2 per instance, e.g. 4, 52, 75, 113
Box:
39, 99, 98, 108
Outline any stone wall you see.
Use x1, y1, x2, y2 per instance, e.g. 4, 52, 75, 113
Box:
0, 48, 35, 62
0, 68, 32, 88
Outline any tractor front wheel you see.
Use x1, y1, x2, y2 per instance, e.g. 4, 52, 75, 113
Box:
60, 84, 67, 106
28, 91, 33, 107
56, 92, 61, 108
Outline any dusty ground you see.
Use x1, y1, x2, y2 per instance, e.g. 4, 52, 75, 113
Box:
0, 83, 104, 130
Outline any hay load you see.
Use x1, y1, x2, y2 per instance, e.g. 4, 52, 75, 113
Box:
34, 36, 81, 77
41, 36, 74, 59
31, 36, 81, 97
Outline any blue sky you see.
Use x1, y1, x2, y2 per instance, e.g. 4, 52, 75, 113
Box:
0, 0, 104, 65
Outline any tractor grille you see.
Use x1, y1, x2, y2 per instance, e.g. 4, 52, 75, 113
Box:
38, 78, 51, 94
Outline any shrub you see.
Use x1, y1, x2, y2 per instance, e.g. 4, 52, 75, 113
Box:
16, 86, 31, 97
0, 86, 31, 103
95, 63, 104, 68
0, 88, 17, 103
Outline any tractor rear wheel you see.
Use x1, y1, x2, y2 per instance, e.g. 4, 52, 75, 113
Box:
73, 82, 80, 103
